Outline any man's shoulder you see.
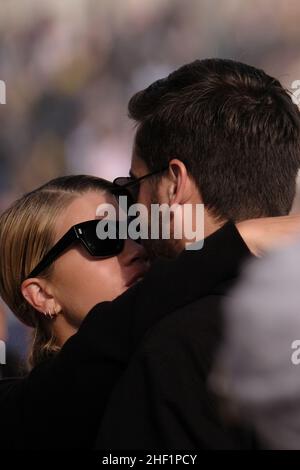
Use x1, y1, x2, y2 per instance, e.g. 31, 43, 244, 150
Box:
150, 293, 224, 334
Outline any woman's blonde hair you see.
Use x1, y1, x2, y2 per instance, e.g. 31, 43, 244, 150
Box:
0, 175, 114, 368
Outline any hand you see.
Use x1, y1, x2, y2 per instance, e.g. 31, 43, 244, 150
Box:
236, 215, 300, 257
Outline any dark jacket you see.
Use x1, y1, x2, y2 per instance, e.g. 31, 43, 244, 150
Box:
0, 223, 250, 449
96, 244, 254, 449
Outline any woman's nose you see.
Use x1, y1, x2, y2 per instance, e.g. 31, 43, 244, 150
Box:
121, 239, 148, 266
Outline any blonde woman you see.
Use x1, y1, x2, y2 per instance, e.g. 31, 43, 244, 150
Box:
0, 174, 298, 449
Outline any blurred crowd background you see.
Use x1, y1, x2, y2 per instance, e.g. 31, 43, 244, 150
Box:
1, 0, 300, 372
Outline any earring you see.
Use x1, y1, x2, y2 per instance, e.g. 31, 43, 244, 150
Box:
45, 310, 57, 320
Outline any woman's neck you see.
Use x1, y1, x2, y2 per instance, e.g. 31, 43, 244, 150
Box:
52, 315, 78, 348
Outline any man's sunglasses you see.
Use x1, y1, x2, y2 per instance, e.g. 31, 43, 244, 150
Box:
113, 166, 169, 202
26, 219, 129, 279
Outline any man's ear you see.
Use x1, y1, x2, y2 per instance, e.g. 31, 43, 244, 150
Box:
168, 158, 195, 205
21, 278, 60, 319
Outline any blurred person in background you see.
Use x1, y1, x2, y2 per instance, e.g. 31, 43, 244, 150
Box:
1, 0, 300, 202
0, 301, 6, 378
0, 301, 5, 340
211, 235, 300, 450
0, 300, 23, 379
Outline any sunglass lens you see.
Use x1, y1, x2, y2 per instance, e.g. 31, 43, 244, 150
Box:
79, 220, 126, 257
113, 177, 139, 203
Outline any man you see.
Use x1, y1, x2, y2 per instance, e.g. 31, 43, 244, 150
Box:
96, 58, 300, 449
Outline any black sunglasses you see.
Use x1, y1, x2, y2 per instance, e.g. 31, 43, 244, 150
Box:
26, 219, 129, 279
113, 166, 169, 202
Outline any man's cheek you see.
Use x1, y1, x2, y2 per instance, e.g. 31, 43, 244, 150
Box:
137, 188, 151, 206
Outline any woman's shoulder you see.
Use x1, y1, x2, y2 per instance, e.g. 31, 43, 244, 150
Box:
0, 376, 25, 430
0, 377, 24, 397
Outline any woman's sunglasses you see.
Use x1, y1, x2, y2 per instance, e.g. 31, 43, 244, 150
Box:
26, 219, 130, 279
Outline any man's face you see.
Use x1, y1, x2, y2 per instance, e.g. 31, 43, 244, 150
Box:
130, 150, 179, 260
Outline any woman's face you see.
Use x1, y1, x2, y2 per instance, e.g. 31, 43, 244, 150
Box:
49, 190, 148, 328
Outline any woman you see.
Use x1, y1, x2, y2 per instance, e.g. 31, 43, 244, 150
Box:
0, 174, 298, 449
0, 175, 149, 368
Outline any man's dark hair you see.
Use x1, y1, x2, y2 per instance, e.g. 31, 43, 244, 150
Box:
129, 58, 300, 221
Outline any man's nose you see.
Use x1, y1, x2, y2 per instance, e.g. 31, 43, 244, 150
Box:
121, 239, 148, 266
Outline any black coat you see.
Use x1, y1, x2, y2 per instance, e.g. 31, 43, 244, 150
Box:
96, 282, 251, 449
96, 226, 255, 449
0, 222, 250, 449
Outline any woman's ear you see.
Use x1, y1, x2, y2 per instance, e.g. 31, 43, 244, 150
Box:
168, 158, 192, 205
21, 278, 61, 319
